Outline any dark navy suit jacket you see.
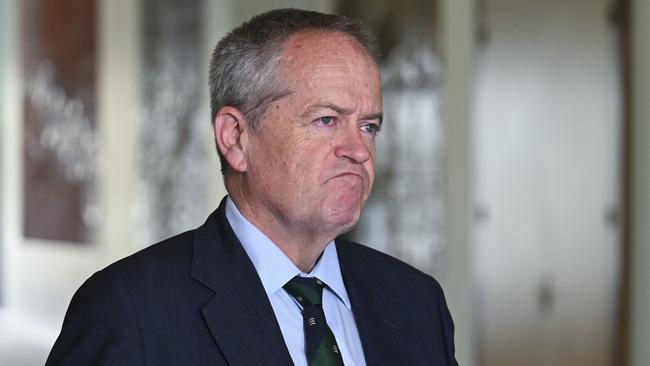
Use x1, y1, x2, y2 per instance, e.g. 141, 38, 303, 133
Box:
46, 199, 458, 365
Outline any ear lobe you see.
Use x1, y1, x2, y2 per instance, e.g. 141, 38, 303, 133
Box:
214, 107, 248, 173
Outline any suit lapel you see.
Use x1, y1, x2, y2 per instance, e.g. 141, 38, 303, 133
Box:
190, 200, 293, 366
188, 201, 407, 365
337, 240, 403, 366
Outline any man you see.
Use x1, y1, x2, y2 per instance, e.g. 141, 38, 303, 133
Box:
46, 8, 458, 366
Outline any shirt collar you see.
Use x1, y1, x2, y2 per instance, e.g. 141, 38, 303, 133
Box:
306, 241, 351, 308
225, 197, 351, 309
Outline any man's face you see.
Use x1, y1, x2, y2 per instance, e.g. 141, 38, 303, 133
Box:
242, 31, 382, 239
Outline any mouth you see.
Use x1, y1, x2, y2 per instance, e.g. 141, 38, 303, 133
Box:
327, 171, 366, 186
334, 171, 363, 179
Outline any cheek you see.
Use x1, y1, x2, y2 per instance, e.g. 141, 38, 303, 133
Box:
366, 159, 375, 180
366, 145, 376, 179
290, 135, 329, 173
281, 137, 307, 174
247, 137, 291, 188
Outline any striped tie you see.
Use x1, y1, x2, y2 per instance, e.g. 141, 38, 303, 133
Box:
283, 276, 345, 366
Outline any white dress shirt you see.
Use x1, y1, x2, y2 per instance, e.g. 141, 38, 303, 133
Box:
225, 197, 366, 366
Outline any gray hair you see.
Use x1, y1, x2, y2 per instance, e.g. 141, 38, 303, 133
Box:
208, 8, 378, 173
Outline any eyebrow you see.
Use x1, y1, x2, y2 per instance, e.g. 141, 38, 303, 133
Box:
301, 102, 383, 124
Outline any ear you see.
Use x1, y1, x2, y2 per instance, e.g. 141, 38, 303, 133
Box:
214, 106, 249, 173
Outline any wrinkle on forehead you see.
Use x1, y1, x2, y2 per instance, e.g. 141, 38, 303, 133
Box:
284, 30, 374, 60
280, 31, 380, 82
275, 31, 382, 115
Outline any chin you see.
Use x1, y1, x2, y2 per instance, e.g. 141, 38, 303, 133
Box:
319, 188, 368, 231
331, 211, 360, 229
322, 202, 363, 233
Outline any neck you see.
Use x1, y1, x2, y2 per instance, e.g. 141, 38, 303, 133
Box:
227, 184, 333, 273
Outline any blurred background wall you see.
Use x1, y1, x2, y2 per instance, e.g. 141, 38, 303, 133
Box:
629, 1, 650, 365
0, 0, 648, 365
474, 1, 622, 365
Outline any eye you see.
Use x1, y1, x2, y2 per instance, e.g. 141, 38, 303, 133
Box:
318, 116, 334, 126
361, 122, 381, 135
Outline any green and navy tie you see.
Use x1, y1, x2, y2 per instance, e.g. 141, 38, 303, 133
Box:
283, 276, 345, 366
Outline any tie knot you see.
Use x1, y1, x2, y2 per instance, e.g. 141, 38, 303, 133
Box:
283, 276, 325, 307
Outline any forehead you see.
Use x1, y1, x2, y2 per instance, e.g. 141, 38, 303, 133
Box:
277, 31, 382, 103
281, 30, 372, 61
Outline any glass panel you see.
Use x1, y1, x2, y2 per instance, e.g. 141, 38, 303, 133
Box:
137, 0, 211, 245
22, 0, 99, 244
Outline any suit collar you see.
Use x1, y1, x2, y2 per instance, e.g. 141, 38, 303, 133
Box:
190, 198, 294, 366
337, 239, 403, 366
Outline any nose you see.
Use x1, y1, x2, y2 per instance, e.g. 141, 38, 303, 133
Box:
334, 125, 371, 164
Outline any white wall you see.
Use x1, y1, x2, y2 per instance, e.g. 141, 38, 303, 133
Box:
630, 0, 650, 365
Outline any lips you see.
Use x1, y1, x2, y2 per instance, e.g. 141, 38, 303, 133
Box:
334, 171, 363, 179
327, 171, 366, 187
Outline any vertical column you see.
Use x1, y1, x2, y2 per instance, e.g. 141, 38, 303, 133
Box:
440, 0, 476, 365
98, 0, 141, 261
0, 0, 16, 306
630, 0, 650, 365
0, 0, 21, 309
